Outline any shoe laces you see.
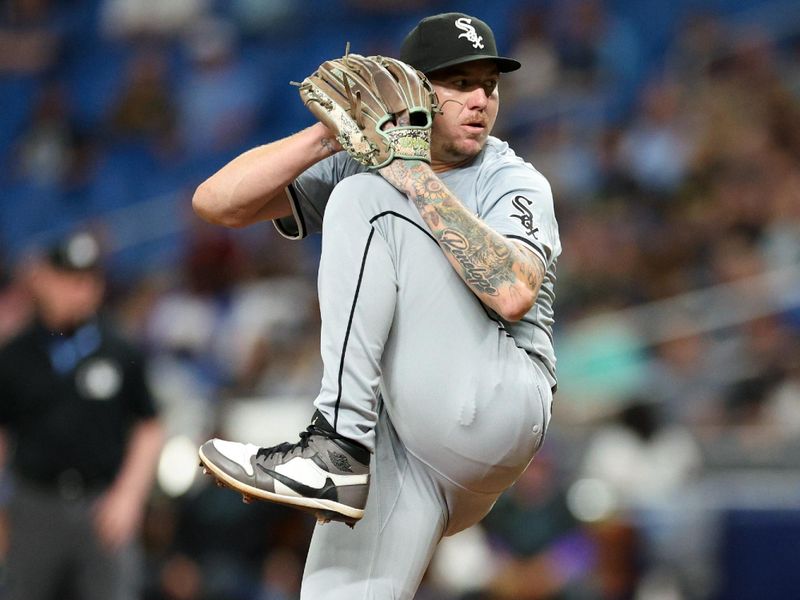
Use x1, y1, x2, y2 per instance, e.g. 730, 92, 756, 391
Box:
256, 423, 331, 460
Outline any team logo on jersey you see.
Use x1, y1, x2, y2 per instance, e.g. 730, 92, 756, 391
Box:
75, 357, 122, 400
510, 195, 539, 239
455, 17, 484, 49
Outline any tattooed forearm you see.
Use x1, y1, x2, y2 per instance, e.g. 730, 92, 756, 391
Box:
438, 228, 515, 296
519, 252, 546, 294
410, 174, 450, 202
379, 160, 544, 311
440, 230, 497, 294
409, 168, 526, 297
380, 160, 544, 318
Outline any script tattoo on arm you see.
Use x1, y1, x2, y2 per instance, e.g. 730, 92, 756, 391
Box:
380, 160, 545, 315
434, 211, 514, 296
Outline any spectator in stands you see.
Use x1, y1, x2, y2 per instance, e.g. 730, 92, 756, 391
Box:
552, 0, 643, 108
176, 16, 264, 156
14, 80, 75, 188
581, 399, 701, 507
0, 0, 61, 75
108, 47, 178, 150
477, 450, 598, 600
100, 0, 207, 40
579, 398, 702, 598
616, 77, 696, 195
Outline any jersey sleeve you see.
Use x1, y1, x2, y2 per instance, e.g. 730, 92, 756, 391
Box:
274, 153, 367, 239
478, 161, 561, 268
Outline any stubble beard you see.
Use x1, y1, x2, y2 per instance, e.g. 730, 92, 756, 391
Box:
436, 135, 486, 166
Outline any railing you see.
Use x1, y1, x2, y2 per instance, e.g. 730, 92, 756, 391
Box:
566, 265, 800, 348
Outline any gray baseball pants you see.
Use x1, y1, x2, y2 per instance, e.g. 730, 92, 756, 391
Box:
303, 174, 553, 599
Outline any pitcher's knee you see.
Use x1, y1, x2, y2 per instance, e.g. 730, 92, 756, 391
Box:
324, 174, 412, 226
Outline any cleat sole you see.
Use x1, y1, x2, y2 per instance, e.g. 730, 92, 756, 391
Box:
198, 446, 364, 524
316, 508, 358, 527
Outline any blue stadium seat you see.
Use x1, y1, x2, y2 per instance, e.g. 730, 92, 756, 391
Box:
0, 77, 37, 157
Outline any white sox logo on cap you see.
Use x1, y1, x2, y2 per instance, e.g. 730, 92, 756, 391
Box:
455, 17, 484, 49
400, 13, 521, 74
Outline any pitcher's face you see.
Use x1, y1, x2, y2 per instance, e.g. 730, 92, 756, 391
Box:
428, 60, 500, 170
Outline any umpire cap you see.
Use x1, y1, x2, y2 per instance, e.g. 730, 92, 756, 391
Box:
400, 12, 521, 75
46, 231, 103, 272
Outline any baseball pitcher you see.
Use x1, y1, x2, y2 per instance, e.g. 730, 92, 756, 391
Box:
194, 12, 560, 599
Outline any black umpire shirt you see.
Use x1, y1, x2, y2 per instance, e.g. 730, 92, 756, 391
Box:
0, 316, 158, 492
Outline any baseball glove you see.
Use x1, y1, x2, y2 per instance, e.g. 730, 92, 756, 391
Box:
296, 52, 438, 169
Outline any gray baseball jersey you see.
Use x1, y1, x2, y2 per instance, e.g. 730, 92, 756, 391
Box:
274, 136, 560, 599
276, 136, 560, 389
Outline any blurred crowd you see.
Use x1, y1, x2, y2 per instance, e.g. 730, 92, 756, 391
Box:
1, 0, 800, 598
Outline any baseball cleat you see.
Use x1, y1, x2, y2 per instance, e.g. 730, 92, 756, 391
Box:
198, 410, 370, 526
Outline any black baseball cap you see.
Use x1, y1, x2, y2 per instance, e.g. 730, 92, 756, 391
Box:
46, 231, 103, 272
400, 12, 521, 75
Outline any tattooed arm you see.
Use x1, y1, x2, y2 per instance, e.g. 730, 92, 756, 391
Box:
381, 159, 545, 321
193, 123, 342, 228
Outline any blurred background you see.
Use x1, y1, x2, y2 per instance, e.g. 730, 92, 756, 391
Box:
1, 0, 800, 598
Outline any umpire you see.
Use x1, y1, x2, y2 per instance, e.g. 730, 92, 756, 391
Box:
0, 231, 163, 600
